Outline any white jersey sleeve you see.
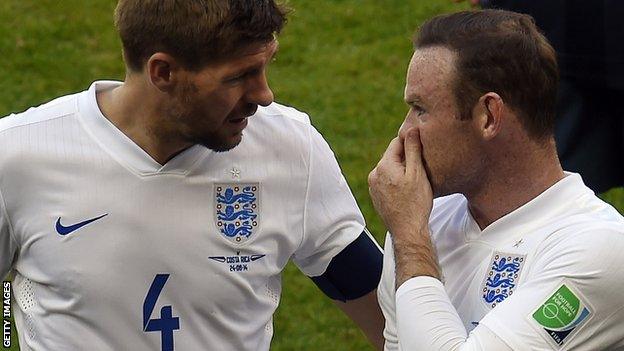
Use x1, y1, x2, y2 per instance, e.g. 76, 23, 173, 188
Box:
393, 225, 624, 350
291, 125, 365, 277
381, 234, 512, 351
396, 277, 512, 351
0, 187, 17, 280
479, 226, 624, 350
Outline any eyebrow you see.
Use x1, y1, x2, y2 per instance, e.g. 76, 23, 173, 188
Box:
404, 95, 424, 105
223, 42, 280, 81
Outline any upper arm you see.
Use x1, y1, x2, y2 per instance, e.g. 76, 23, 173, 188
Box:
310, 230, 383, 301
292, 125, 365, 276
306, 229, 384, 349
392, 226, 624, 351
480, 228, 624, 350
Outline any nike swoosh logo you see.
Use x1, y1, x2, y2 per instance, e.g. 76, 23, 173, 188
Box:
55, 213, 108, 236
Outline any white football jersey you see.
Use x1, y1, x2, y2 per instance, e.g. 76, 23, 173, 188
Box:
379, 173, 624, 350
0, 81, 365, 350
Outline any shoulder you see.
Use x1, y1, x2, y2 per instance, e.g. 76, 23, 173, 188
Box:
427, 194, 469, 247
524, 174, 624, 268
539, 186, 624, 254
246, 102, 338, 162
0, 93, 80, 136
255, 102, 312, 125
430, 194, 467, 226
246, 102, 313, 150
432, 194, 466, 215
530, 207, 624, 280
0, 92, 83, 173
539, 215, 624, 258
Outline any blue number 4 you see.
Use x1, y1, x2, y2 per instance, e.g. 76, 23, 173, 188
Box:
143, 274, 180, 351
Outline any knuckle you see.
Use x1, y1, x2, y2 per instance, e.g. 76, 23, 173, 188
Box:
368, 170, 377, 185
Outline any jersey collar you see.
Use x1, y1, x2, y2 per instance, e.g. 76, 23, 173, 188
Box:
77, 80, 210, 176
464, 172, 594, 246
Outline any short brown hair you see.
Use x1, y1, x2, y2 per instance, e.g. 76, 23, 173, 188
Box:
114, 0, 288, 72
415, 10, 559, 140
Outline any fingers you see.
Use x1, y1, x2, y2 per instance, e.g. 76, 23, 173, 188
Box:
381, 137, 405, 164
403, 128, 424, 178
368, 137, 404, 191
367, 166, 378, 188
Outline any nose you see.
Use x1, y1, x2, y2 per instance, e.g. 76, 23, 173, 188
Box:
247, 73, 274, 107
398, 110, 417, 140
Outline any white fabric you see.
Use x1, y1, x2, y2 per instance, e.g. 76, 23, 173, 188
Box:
379, 173, 624, 350
395, 277, 511, 351
0, 81, 365, 350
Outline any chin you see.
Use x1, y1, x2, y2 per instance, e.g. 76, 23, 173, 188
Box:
432, 188, 452, 199
430, 176, 453, 199
200, 134, 243, 153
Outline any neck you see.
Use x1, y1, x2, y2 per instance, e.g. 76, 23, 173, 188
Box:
466, 138, 564, 229
96, 77, 192, 165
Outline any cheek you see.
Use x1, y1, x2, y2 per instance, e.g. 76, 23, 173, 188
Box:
212, 90, 245, 115
419, 127, 456, 168
193, 93, 232, 117
418, 123, 442, 152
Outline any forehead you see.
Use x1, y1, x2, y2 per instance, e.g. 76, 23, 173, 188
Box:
236, 40, 279, 59
197, 40, 279, 75
405, 46, 457, 100
224, 40, 279, 67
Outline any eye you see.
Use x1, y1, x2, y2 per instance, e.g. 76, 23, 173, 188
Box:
225, 68, 262, 85
226, 73, 247, 84
410, 103, 426, 116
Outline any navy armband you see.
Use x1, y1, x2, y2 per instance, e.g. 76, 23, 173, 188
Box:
310, 229, 383, 302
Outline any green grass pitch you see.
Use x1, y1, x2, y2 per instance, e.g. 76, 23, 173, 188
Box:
0, 1, 622, 350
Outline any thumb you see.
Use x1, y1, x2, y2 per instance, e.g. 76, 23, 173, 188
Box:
404, 128, 424, 177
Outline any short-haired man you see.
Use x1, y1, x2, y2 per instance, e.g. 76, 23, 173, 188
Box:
0, 1, 383, 350
369, 10, 624, 350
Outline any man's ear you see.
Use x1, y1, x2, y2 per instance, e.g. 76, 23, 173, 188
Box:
472, 92, 504, 141
146, 52, 181, 92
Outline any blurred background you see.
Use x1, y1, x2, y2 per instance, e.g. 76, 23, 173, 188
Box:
0, 1, 621, 350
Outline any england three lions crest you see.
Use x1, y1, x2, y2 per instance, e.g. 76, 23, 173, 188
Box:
481, 252, 525, 309
215, 183, 259, 245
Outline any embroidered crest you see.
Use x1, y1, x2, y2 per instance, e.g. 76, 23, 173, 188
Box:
214, 183, 259, 245
481, 252, 525, 308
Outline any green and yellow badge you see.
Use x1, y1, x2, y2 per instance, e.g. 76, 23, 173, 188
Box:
531, 282, 592, 348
